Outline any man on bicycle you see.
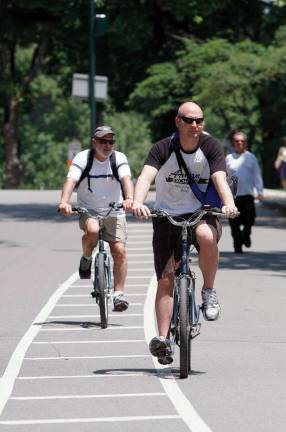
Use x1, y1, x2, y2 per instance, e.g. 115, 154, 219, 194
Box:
58, 126, 134, 312
133, 102, 237, 363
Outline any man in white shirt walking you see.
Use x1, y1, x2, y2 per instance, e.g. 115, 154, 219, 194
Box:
226, 130, 264, 253
58, 126, 134, 311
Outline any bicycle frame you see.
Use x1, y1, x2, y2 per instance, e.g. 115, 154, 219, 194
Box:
151, 205, 232, 376
71, 202, 122, 327
94, 219, 113, 298
170, 223, 201, 347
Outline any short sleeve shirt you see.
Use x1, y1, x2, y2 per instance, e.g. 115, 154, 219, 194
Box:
67, 150, 131, 216
145, 133, 226, 214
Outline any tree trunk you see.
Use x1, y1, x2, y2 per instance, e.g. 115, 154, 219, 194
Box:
3, 98, 23, 189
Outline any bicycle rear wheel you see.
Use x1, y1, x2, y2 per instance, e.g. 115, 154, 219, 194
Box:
179, 276, 191, 378
96, 254, 108, 329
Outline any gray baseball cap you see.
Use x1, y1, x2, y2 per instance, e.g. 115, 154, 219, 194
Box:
93, 126, 115, 138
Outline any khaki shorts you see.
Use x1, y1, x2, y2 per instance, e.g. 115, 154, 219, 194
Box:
79, 213, 127, 243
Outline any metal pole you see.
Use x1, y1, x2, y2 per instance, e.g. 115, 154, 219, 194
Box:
89, 0, 96, 135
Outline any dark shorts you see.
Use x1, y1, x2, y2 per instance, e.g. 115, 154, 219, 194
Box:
152, 214, 222, 281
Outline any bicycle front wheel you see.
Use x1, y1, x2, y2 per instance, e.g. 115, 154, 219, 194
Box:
179, 276, 191, 378
96, 254, 108, 329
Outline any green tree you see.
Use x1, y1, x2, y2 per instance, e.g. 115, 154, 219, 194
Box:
104, 109, 152, 177
0, 0, 89, 188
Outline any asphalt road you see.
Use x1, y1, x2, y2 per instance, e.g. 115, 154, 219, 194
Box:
0, 190, 285, 432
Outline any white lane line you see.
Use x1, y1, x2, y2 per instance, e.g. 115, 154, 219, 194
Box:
32, 339, 145, 344
40, 326, 144, 331
0, 272, 78, 416
144, 274, 213, 432
126, 276, 151, 279
25, 354, 150, 360
69, 284, 148, 288
11, 392, 166, 400
0, 415, 180, 425
17, 373, 146, 380
126, 247, 152, 251
62, 293, 146, 297
55, 303, 143, 307
127, 254, 153, 257
48, 314, 143, 318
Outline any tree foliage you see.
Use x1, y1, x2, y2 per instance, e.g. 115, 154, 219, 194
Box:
1, 1, 286, 188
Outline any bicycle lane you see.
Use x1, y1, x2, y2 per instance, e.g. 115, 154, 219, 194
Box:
0, 219, 211, 432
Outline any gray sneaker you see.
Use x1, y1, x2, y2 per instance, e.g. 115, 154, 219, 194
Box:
113, 292, 129, 312
201, 288, 220, 321
149, 336, 173, 365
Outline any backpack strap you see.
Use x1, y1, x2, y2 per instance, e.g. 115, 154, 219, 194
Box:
76, 149, 126, 197
76, 149, 95, 192
170, 133, 205, 203
110, 151, 126, 198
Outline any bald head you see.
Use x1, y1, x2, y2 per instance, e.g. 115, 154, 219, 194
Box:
177, 102, 203, 118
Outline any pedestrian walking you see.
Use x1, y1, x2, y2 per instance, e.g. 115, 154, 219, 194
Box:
226, 130, 264, 253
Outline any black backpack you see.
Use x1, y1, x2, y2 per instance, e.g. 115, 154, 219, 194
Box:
76, 149, 124, 196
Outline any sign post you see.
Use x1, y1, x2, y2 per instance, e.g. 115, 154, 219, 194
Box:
67, 138, 82, 167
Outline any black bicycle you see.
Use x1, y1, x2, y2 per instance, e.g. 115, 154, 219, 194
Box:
72, 203, 121, 329
151, 205, 237, 378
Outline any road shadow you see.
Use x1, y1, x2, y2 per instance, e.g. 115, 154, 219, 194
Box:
34, 320, 123, 328
0, 204, 68, 222
93, 367, 205, 380
219, 250, 286, 274
0, 200, 155, 223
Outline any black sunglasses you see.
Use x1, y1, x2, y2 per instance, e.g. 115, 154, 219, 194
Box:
180, 116, 204, 125
96, 138, 115, 145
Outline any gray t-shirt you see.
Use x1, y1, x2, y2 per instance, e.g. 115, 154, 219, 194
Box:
145, 133, 226, 214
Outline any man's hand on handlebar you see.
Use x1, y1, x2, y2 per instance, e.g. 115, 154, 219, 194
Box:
221, 204, 238, 219
132, 202, 151, 219
122, 197, 133, 212
58, 202, 73, 216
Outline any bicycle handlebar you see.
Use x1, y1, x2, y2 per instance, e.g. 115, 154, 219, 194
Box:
149, 205, 240, 228
71, 202, 123, 216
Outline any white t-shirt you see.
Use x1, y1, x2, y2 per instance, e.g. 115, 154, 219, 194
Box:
225, 151, 263, 196
68, 150, 131, 216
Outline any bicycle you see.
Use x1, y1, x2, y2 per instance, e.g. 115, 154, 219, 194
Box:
72, 202, 121, 329
150, 205, 238, 378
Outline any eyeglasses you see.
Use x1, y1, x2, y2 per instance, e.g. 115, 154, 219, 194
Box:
180, 116, 204, 125
96, 138, 115, 145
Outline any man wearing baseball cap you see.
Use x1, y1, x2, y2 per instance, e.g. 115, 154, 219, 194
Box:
58, 126, 134, 312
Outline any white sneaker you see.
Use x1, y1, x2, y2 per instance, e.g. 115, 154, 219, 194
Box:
112, 292, 129, 312
201, 288, 220, 321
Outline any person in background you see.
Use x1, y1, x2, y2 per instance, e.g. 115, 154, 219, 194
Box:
274, 139, 286, 190
58, 126, 134, 312
226, 130, 264, 253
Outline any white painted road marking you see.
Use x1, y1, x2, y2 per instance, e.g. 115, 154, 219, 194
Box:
0, 272, 78, 415
32, 339, 146, 344
0, 415, 180, 425
11, 392, 167, 400
17, 373, 147, 380
25, 354, 150, 360
40, 326, 144, 331
144, 274, 213, 432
